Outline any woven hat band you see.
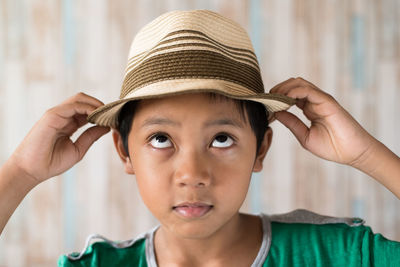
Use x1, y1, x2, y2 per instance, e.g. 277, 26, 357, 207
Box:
120, 49, 264, 99
123, 79, 258, 100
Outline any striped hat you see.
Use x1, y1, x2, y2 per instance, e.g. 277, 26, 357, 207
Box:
88, 9, 295, 127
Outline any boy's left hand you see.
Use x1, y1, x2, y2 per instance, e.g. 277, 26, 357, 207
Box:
269, 77, 377, 168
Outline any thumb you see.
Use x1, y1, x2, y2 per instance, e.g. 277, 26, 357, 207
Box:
74, 126, 110, 160
275, 111, 309, 148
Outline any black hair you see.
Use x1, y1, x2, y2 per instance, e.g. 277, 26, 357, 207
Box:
117, 93, 269, 156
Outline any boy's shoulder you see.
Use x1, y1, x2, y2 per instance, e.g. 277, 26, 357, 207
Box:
264, 209, 400, 267
266, 209, 369, 252
57, 232, 150, 267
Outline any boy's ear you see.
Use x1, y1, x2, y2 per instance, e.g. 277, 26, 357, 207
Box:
112, 129, 135, 175
252, 127, 273, 172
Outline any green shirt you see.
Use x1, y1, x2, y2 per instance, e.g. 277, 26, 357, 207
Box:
58, 209, 400, 266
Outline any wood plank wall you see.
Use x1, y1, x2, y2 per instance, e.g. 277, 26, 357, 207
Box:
0, 0, 399, 266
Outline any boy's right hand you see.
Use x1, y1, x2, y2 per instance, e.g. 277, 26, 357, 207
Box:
7, 93, 110, 186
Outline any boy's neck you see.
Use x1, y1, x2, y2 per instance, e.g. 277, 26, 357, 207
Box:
154, 212, 262, 267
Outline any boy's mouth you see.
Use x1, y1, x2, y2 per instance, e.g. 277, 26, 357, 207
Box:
173, 202, 213, 219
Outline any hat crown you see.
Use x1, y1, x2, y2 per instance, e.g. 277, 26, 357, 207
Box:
128, 10, 256, 59
120, 9, 263, 99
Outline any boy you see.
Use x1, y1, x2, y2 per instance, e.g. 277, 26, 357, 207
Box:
1, 10, 400, 267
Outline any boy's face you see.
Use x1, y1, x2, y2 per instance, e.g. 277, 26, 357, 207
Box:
113, 93, 272, 239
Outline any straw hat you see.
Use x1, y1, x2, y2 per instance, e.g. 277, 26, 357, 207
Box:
88, 9, 296, 127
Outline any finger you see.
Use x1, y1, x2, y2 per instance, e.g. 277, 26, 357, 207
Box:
269, 77, 295, 93
271, 77, 325, 99
295, 98, 306, 110
58, 114, 91, 136
54, 102, 99, 119
74, 126, 111, 161
284, 85, 332, 106
270, 78, 301, 95
275, 111, 309, 148
271, 77, 315, 96
295, 77, 321, 90
45, 102, 100, 130
62, 92, 105, 107
74, 114, 90, 128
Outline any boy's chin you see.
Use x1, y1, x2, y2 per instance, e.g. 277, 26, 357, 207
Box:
165, 223, 222, 240
161, 214, 241, 240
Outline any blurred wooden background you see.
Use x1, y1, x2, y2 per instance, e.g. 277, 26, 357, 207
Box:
0, 0, 399, 266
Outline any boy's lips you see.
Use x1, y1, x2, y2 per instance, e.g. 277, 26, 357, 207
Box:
173, 202, 213, 219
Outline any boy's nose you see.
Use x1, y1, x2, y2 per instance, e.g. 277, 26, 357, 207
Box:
174, 150, 211, 188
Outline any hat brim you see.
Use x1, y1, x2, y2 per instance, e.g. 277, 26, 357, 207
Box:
87, 78, 296, 128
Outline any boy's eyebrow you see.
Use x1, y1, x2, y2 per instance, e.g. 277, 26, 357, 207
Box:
141, 117, 181, 128
140, 117, 244, 128
203, 118, 244, 128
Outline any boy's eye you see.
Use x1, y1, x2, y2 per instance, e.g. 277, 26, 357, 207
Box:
211, 134, 234, 148
149, 134, 172, 148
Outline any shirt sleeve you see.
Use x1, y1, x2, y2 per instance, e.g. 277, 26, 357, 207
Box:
57, 239, 148, 267
265, 221, 400, 267
361, 228, 400, 266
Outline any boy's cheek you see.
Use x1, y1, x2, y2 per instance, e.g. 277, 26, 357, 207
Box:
213, 149, 257, 170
